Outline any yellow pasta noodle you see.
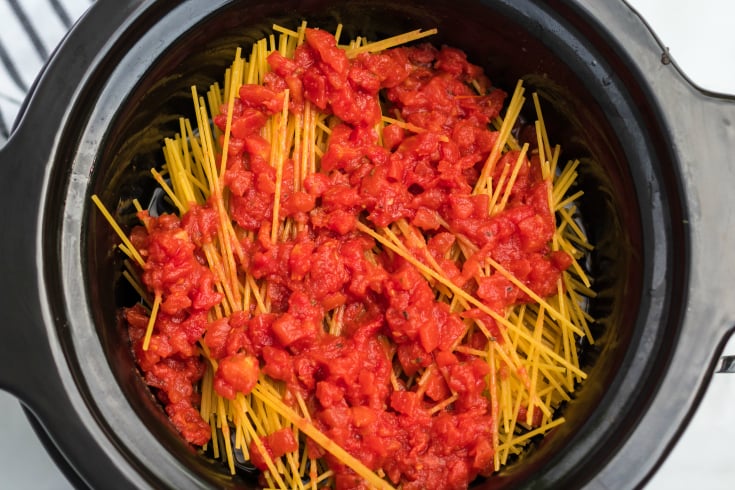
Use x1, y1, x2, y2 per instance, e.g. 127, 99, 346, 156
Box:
92, 21, 595, 489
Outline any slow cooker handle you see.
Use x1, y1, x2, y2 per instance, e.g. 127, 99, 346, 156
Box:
0, 134, 56, 399
0, 1, 153, 487
0, 71, 154, 490
0, 132, 100, 485
682, 91, 735, 341
708, 96, 735, 375
0, 0, 150, 397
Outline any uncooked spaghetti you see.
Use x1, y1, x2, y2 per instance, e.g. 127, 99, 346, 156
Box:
93, 22, 594, 490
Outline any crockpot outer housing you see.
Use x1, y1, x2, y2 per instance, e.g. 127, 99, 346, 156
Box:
0, 0, 734, 489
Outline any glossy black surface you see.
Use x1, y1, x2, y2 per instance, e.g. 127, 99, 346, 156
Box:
0, 0, 733, 489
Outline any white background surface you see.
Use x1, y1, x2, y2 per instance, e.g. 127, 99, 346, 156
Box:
0, 1, 734, 488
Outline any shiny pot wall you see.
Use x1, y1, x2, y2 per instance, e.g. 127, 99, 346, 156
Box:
0, 1, 733, 489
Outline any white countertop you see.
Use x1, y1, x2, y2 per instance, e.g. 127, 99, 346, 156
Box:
0, 1, 733, 488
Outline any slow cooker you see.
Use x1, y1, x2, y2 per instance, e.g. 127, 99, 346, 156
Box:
0, 0, 734, 488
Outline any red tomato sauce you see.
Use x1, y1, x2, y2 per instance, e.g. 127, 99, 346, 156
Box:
125, 29, 571, 490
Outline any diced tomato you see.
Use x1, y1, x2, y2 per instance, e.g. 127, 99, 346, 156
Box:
551, 250, 574, 271
449, 193, 475, 220
390, 390, 421, 416
181, 203, 218, 245
238, 84, 285, 114
268, 428, 299, 457
230, 108, 268, 138
214, 353, 260, 400
261, 346, 294, 383
305, 28, 349, 76
267, 50, 299, 77
283, 191, 316, 216
243, 134, 271, 162
249, 428, 298, 471
471, 438, 494, 472
271, 312, 311, 347
203, 317, 231, 360
418, 317, 440, 353
477, 274, 518, 310
316, 381, 345, 408
424, 368, 450, 401
382, 124, 405, 150
302, 67, 328, 109
397, 341, 432, 376
517, 405, 544, 427
166, 401, 211, 447
517, 213, 553, 253
123, 31, 584, 490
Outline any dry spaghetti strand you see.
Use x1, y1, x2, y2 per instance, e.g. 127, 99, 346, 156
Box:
95, 21, 595, 488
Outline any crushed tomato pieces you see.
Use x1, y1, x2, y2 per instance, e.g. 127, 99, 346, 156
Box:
123, 28, 576, 490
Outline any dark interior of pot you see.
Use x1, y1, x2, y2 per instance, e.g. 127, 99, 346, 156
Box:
76, 0, 685, 487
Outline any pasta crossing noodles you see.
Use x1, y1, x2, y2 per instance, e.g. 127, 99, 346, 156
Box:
93, 22, 595, 489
